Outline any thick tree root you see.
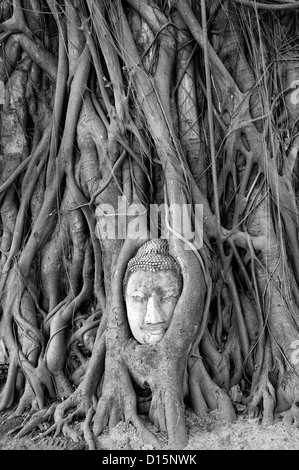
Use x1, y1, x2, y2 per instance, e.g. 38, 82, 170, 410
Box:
149, 387, 188, 449
246, 379, 276, 428
276, 401, 299, 435
93, 361, 162, 449
81, 400, 97, 450
11, 382, 39, 416
188, 356, 236, 423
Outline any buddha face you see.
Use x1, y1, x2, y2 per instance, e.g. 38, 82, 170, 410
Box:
125, 270, 182, 345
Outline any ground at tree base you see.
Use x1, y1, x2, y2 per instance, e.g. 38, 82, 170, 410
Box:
0, 406, 299, 451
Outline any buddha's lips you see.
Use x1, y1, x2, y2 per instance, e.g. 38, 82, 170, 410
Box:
142, 326, 165, 334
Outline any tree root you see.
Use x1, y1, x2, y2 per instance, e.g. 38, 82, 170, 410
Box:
12, 403, 56, 438
81, 400, 97, 450
12, 381, 39, 416
246, 379, 276, 427
245, 338, 276, 427
188, 356, 236, 423
14, 367, 161, 449
277, 401, 299, 435
93, 359, 162, 449
0, 353, 19, 411
149, 386, 188, 449
18, 353, 56, 409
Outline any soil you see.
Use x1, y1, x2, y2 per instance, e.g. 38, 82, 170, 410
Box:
0, 405, 299, 451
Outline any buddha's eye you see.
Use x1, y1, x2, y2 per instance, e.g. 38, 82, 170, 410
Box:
161, 294, 177, 303
131, 292, 147, 302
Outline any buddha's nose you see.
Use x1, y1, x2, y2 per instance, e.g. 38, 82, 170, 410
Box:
144, 295, 163, 324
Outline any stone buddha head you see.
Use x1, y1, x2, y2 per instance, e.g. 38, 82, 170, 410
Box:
124, 239, 183, 345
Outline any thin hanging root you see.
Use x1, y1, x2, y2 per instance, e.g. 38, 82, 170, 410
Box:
13, 312, 44, 353
90, 149, 126, 205
13, 403, 56, 438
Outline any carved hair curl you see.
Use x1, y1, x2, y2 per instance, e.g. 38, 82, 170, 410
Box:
123, 239, 182, 291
